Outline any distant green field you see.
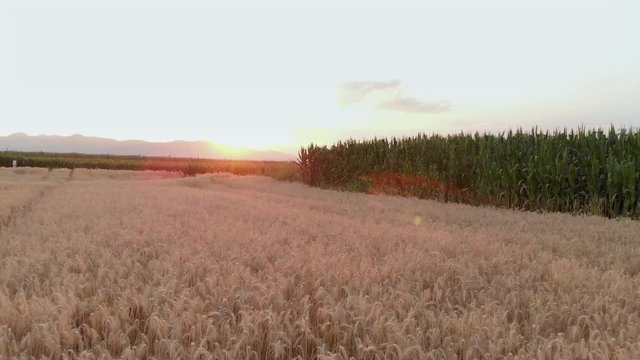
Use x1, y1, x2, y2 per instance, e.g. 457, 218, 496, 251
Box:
0, 151, 300, 181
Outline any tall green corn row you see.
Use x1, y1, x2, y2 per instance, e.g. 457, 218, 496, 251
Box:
297, 127, 640, 218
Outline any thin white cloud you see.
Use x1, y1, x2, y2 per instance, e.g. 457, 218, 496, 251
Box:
339, 80, 402, 105
339, 80, 450, 114
381, 97, 450, 113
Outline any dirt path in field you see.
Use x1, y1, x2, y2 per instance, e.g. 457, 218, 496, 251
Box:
0, 186, 49, 230
0, 168, 72, 232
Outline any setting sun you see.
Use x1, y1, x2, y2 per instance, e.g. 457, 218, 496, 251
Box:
2, 0, 638, 151
210, 130, 294, 153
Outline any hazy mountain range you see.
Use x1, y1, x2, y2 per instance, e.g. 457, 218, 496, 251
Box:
0, 133, 295, 161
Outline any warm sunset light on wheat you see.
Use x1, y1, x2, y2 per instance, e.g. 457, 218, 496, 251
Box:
2, 167, 640, 358
1, 0, 639, 358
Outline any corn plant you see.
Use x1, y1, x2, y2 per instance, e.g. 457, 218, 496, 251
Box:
297, 126, 640, 218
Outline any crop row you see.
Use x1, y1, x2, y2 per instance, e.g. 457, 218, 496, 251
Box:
297, 127, 640, 218
0, 152, 299, 181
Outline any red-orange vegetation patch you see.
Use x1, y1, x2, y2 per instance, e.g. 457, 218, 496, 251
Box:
364, 172, 479, 203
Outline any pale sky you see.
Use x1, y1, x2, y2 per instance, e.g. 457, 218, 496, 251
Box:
1, 0, 639, 153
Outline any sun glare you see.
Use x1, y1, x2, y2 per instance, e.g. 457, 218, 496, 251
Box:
210, 131, 293, 154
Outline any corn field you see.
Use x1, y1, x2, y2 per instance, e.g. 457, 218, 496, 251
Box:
297, 127, 640, 218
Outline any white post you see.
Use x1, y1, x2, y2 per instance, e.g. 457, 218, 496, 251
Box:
12, 160, 17, 168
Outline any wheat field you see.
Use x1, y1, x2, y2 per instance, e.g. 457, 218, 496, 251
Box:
1, 168, 640, 359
